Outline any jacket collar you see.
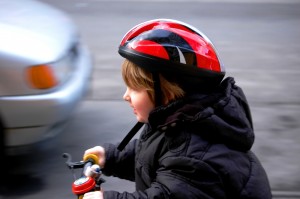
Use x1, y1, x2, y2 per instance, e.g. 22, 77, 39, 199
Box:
147, 77, 254, 151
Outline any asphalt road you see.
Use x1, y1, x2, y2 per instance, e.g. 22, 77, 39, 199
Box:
2, 0, 300, 198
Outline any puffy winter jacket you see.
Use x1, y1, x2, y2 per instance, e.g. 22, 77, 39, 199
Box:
103, 77, 272, 199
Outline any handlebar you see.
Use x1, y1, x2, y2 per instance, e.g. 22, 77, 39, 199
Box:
62, 153, 105, 199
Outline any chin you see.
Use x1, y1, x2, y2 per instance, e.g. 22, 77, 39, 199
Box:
137, 116, 147, 123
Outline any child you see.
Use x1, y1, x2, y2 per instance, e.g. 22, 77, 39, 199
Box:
83, 19, 272, 199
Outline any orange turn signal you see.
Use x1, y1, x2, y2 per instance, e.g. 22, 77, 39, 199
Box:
26, 65, 58, 89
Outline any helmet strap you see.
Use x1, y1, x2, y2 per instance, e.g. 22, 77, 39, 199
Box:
152, 72, 162, 107
117, 122, 144, 151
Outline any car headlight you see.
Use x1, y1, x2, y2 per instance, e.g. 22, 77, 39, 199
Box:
25, 45, 77, 89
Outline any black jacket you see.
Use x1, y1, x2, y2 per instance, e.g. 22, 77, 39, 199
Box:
103, 77, 272, 199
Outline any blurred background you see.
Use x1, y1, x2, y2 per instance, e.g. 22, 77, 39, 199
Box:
1, 0, 300, 198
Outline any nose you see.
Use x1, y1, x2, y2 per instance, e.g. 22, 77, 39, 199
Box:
123, 87, 130, 102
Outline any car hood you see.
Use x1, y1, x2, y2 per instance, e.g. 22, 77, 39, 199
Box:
0, 0, 77, 63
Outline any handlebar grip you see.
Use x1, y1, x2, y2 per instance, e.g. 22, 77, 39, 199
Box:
83, 154, 99, 165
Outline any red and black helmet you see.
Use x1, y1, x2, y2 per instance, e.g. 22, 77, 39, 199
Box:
118, 18, 225, 90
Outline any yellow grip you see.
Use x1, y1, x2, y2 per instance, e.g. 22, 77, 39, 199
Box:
78, 195, 84, 199
83, 154, 99, 165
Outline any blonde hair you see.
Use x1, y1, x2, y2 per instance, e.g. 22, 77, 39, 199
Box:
122, 59, 185, 105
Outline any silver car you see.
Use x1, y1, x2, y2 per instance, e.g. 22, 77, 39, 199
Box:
0, 0, 93, 155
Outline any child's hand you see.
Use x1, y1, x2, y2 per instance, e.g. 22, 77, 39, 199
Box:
83, 191, 103, 199
84, 146, 106, 169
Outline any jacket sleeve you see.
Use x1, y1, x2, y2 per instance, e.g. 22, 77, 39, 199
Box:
102, 139, 138, 181
103, 156, 226, 199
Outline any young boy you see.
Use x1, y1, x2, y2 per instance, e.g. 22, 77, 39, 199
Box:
83, 19, 272, 199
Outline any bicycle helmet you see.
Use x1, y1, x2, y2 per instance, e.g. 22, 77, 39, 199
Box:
118, 18, 225, 91
117, 19, 226, 151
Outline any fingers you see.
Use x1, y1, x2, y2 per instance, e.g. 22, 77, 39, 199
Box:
84, 146, 106, 168
84, 146, 101, 156
83, 191, 104, 199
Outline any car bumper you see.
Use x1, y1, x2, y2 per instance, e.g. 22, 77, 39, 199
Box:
0, 44, 93, 153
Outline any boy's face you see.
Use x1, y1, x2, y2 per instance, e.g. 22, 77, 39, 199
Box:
123, 86, 154, 123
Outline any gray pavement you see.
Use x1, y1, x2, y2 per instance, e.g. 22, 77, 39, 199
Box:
2, 1, 300, 198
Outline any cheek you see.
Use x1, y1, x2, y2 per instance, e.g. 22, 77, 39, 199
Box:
133, 92, 154, 121
136, 97, 153, 113
143, 99, 155, 120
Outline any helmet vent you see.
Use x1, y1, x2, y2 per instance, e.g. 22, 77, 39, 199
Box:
176, 47, 186, 64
